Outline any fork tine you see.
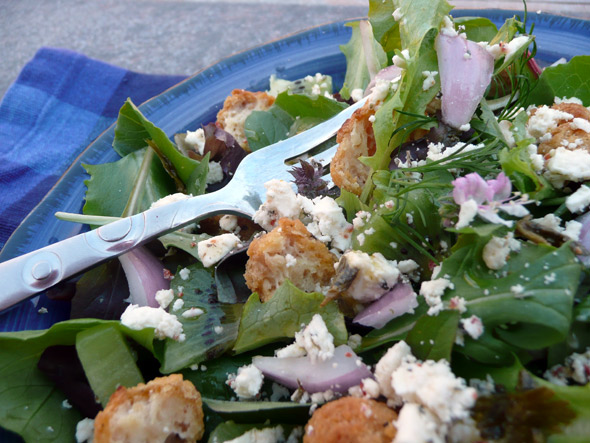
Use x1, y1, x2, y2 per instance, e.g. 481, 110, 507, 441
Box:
309, 144, 338, 167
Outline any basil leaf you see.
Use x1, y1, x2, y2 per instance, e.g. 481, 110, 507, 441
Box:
233, 280, 347, 354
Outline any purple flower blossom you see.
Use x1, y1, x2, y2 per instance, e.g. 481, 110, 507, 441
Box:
452, 172, 529, 228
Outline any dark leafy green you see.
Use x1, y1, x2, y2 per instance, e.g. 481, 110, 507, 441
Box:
233, 280, 347, 354
203, 398, 310, 424
527, 56, 590, 106
160, 263, 243, 373
405, 309, 460, 361
452, 16, 498, 42
83, 147, 176, 217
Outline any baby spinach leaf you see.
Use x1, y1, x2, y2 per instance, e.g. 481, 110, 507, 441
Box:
159, 231, 210, 260
405, 309, 460, 361
82, 147, 175, 217
75, 324, 144, 407
160, 263, 243, 373
113, 99, 205, 188
275, 92, 347, 120
203, 398, 310, 424
440, 236, 581, 359
244, 106, 292, 151
527, 56, 590, 107
233, 280, 347, 354
453, 16, 498, 42
0, 320, 154, 442
339, 21, 388, 100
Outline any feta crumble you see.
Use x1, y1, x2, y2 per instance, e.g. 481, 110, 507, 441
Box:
181, 307, 204, 319
184, 128, 206, 155
394, 403, 442, 443
420, 278, 454, 316
150, 192, 191, 209
197, 233, 241, 267
75, 418, 95, 443
227, 364, 264, 399
120, 304, 185, 341
172, 298, 184, 311
219, 214, 239, 232
178, 267, 191, 280
527, 105, 573, 139
155, 288, 175, 309
253, 179, 301, 230
546, 147, 590, 184
294, 314, 335, 363
421, 71, 438, 91
460, 315, 484, 339
482, 232, 521, 270
566, 185, 590, 213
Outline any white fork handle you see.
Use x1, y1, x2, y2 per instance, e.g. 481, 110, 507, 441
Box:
0, 182, 254, 311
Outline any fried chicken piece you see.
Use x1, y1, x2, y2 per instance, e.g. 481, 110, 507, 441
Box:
94, 374, 204, 443
331, 102, 377, 195
536, 103, 590, 155
304, 397, 398, 443
244, 218, 337, 301
216, 89, 275, 151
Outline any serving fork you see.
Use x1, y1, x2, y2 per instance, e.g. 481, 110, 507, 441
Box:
0, 96, 368, 311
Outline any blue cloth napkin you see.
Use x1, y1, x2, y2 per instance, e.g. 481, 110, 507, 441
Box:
0, 47, 186, 249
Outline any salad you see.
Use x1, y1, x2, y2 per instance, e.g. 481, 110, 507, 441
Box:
2, 0, 590, 442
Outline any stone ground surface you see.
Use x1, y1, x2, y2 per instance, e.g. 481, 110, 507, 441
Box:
1, 0, 587, 99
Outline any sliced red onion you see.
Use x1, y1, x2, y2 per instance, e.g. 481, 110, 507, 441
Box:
364, 65, 404, 97
436, 34, 494, 129
576, 212, 590, 266
527, 54, 542, 78
118, 246, 170, 308
353, 282, 418, 329
253, 345, 372, 394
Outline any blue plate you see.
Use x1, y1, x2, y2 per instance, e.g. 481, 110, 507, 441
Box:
2, 10, 590, 334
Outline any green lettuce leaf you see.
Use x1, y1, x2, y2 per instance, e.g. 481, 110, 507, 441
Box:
453, 16, 498, 42
368, 0, 400, 54
83, 147, 176, 217
113, 99, 206, 193
0, 319, 154, 442
233, 280, 347, 354
160, 263, 243, 373
440, 235, 581, 360
405, 309, 460, 361
339, 21, 388, 100
527, 56, 590, 107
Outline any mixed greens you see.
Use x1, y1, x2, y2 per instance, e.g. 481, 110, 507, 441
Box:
2, 0, 590, 441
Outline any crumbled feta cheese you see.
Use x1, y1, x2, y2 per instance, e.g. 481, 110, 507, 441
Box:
275, 342, 307, 359
338, 251, 400, 303
172, 298, 184, 311
420, 278, 454, 316
564, 220, 582, 242
219, 214, 239, 232
571, 117, 590, 133
394, 403, 443, 443
185, 128, 206, 155
197, 233, 241, 267
181, 307, 204, 319
527, 105, 574, 139
206, 161, 224, 185
546, 147, 590, 184
352, 210, 371, 229
155, 288, 175, 309
527, 143, 544, 172
498, 120, 515, 147
511, 284, 526, 297
502, 35, 531, 58
270, 383, 291, 402
75, 418, 95, 443
120, 304, 185, 341
150, 192, 191, 209
253, 179, 301, 230
347, 334, 362, 350
482, 232, 520, 270
448, 296, 467, 313
397, 259, 419, 274
375, 340, 415, 405
391, 350, 477, 423
440, 15, 458, 37
361, 378, 381, 398
302, 196, 353, 252
227, 364, 264, 399
460, 315, 484, 339
294, 314, 334, 363
566, 185, 590, 213
421, 71, 438, 91
227, 426, 285, 443
178, 267, 191, 281
285, 253, 297, 268
214, 325, 224, 334
350, 88, 364, 102
392, 7, 404, 21
554, 96, 583, 105
427, 142, 483, 163
544, 348, 590, 385
62, 399, 72, 409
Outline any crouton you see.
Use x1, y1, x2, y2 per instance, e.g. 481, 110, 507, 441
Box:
304, 397, 397, 443
93, 374, 204, 443
244, 218, 337, 301
331, 102, 377, 195
216, 89, 275, 151
535, 103, 590, 155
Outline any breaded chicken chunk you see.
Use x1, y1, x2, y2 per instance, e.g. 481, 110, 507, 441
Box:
536, 103, 590, 155
331, 102, 377, 195
94, 374, 204, 443
216, 89, 275, 150
304, 397, 397, 443
244, 218, 337, 301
